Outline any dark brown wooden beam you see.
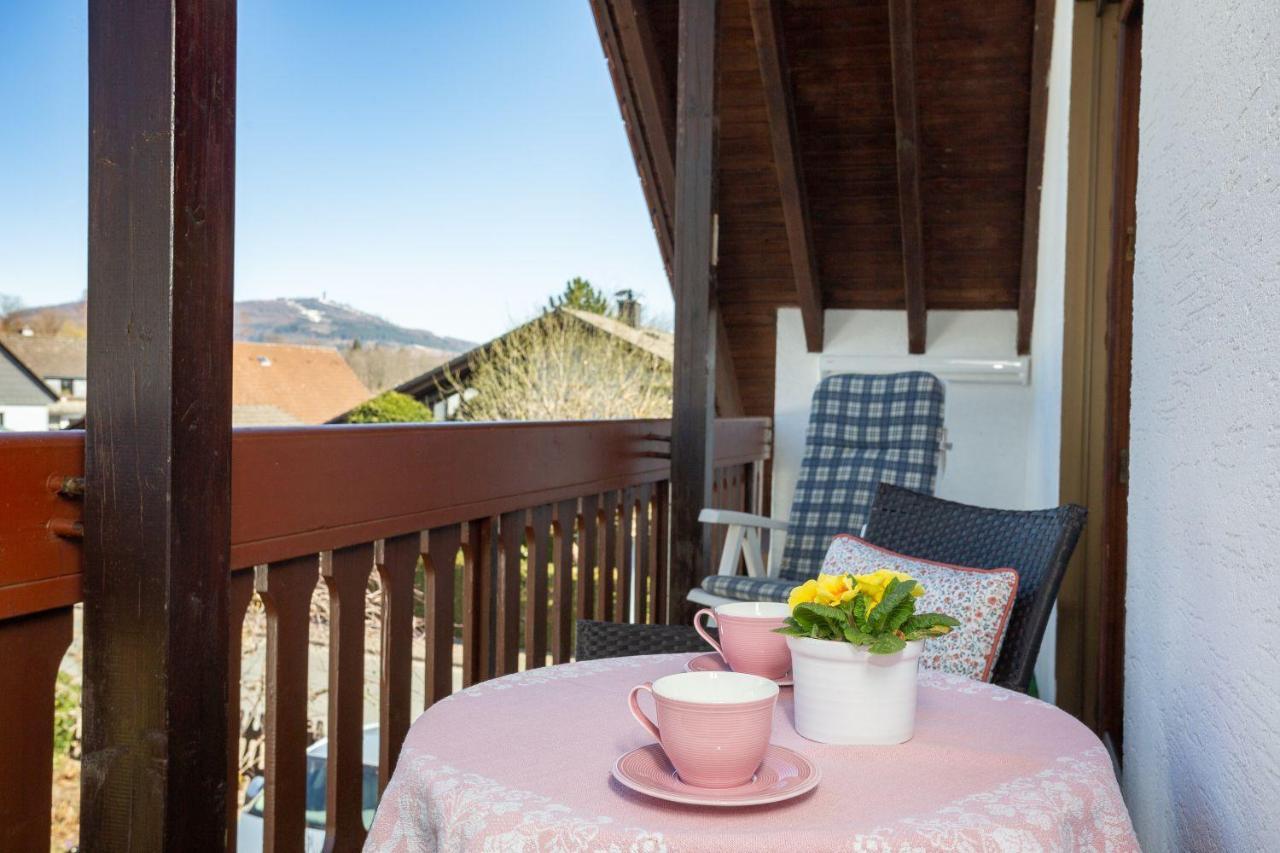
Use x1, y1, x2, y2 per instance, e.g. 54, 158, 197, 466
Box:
1017, 0, 1057, 354
669, 0, 719, 620
82, 0, 237, 848
887, 0, 928, 354
594, 0, 744, 416
890, 0, 931, 350
749, 0, 823, 353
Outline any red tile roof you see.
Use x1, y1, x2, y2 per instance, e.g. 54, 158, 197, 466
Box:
232, 342, 370, 425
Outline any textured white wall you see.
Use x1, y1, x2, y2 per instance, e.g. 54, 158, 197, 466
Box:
1124, 3, 1280, 849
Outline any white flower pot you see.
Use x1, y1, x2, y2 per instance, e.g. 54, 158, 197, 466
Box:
786, 636, 925, 745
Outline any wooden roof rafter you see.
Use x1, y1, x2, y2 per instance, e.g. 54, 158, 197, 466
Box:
887, 0, 928, 354
1017, 0, 1057, 354
748, 0, 823, 353
592, 0, 744, 416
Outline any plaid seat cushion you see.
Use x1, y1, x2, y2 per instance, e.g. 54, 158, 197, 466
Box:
699, 574, 792, 603
777, 372, 945, 582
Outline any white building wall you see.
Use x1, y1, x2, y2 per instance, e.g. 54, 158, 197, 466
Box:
1123, 3, 1280, 849
0, 404, 51, 432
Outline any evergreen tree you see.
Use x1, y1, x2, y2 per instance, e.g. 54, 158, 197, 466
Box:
546, 277, 611, 315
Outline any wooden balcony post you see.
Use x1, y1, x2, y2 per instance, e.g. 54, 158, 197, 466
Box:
82, 0, 237, 848
669, 0, 719, 621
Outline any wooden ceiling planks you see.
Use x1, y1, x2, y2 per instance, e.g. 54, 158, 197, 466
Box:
599, 0, 1044, 417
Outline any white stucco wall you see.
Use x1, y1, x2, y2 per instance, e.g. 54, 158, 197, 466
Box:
1124, 3, 1280, 849
0, 404, 51, 432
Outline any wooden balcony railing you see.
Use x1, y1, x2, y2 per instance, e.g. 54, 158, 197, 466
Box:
0, 417, 769, 850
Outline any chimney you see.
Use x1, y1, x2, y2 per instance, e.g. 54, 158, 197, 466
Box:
615, 290, 639, 327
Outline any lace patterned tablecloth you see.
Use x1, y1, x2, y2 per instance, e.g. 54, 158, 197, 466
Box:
365, 653, 1138, 852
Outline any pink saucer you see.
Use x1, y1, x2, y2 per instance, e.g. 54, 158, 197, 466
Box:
686, 652, 794, 687
612, 743, 820, 807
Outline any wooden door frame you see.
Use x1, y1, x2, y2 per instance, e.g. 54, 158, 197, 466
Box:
1056, 0, 1141, 757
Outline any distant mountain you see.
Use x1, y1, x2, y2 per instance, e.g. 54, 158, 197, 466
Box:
6, 297, 473, 352
233, 298, 473, 351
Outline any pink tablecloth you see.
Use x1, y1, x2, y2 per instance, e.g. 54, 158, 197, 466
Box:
366, 654, 1138, 852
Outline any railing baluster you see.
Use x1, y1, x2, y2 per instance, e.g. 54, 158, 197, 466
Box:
461, 519, 491, 687
616, 488, 635, 623
379, 533, 420, 791
322, 544, 375, 851
577, 494, 599, 621
0, 607, 72, 852
255, 555, 318, 853
423, 526, 460, 711
598, 491, 619, 621
635, 483, 653, 624
496, 509, 525, 675
226, 571, 255, 851
525, 505, 552, 669
654, 480, 670, 624
551, 499, 577, 663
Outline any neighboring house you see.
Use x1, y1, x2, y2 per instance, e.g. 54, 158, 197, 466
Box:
0, 333, 88, 429
233, 341, 371, 426
391, 308, 673, 421
0, 337, 56, 431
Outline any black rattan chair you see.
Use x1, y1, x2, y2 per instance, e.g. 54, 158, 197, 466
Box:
574, 619, 714, 661
862, 483, 1086, 692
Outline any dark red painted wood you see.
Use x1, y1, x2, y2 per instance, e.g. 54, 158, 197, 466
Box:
322, 544, 374, 852
526, 505, 553, 669
255, 555, 317, 852
0, 607, 72, 851
496, 510, 525, 676
551, 499, 578, 663
226, 571, 255, 850
422, 527, 458, 711
577, 494, 600, 621
461, 519, 491, 687
378, 533, 421, 789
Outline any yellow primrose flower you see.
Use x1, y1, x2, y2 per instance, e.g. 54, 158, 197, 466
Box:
852, 569, 925, 613
788, 579, 821, 610
814, 573, 857, 605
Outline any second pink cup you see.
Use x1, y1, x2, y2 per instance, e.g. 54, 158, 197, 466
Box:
694, 601, 793, 679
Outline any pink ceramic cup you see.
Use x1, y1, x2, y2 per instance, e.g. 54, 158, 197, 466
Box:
694, 601, 793, 679
628, 671, 778, 788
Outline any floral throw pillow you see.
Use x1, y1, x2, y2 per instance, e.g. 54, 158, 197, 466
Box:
821, 534, 1018, 681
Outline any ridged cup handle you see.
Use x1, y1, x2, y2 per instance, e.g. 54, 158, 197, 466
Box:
628, 682, 660, 741
693, 608, 724, 657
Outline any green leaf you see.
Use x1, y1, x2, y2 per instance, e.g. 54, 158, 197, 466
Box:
904, 612, 960, 632
791, 607, 815, 630
851, 594, 870, 632
868, 633, 907, 655
774, 624, 808, 637
795, 602, 847, 624
869, 578, 919, 632
884, 598, 915, 634
842, 624, 875, 646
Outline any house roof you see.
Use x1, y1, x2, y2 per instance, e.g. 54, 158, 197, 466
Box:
591, 0, 1052, 415
0, 334, 87, 380
391, 309, 674, 406
0, 338, 59, 406
232, 342, 370, 425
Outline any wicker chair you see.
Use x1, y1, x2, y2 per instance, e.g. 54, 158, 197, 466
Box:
862, 483, 1087, 692
574, 619, 715, 662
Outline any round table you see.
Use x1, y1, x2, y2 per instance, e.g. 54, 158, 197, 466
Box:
365, 654, 1138, 852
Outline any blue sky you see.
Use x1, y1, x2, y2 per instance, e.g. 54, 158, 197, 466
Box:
0, 1, 670, 343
